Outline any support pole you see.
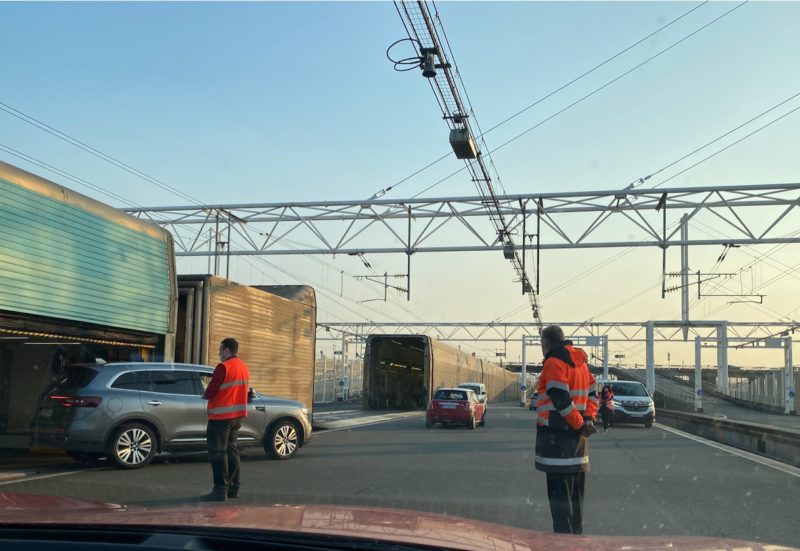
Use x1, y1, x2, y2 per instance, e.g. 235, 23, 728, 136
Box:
717, 321, 729, 393
214, 214, 220, 276
323, 353, 328, 402
520, 335, 527, 406
694, 336, 703, 413
602, 335, 609, 380
768, 372, 776, 405
340, 334, 347, 401
661, 205, 667, 299
646, 321, 655, 395
407, 206, 412, 301
784, 337, 796, 415
681, 214, 689, 340
207, 229, 213, 274
226, 220, 232, 280
536, 199, 542, 292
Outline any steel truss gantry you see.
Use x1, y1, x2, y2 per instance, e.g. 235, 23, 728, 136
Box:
125, 183, 800, 257
316, 320, 799, 344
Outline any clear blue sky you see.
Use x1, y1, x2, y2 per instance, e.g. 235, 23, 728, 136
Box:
2, 1, 800, 365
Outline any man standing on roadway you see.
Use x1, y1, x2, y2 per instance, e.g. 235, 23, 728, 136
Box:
202, 338, 251, 501
535, 325, 599, 534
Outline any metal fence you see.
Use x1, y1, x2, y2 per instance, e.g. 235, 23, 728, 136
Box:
314, 356, 364, 403
725, 369, 799, 408
619, 366, 798, 412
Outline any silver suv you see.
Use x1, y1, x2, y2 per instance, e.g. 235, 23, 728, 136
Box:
32, 362, 312, 469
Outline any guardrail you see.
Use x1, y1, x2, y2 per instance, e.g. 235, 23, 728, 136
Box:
616, 366, 797, 415
658, 409, 800, 467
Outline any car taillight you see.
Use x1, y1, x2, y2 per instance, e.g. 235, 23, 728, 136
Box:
50, 395, 102, 408
465, 402, 473, 412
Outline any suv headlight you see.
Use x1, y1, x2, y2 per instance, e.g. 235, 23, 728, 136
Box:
612, 400, 622, 408
300, 404, 309, 416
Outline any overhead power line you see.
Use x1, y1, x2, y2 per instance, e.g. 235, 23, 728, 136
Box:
0, 103, 419, 319
474, 1, 712, 146
394, 0, 543, 324
652, 103, 800, 189
372, 0, 711, 200
409, 0, 749, 199
0, 143, 215, 269
627, 90, 800, 190
688, 221, 800, 321
0, 101, 204, 206
0, 143, 142, 209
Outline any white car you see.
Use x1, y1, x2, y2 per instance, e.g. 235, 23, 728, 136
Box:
458, 382, 488, 406
596, 379, 655, 428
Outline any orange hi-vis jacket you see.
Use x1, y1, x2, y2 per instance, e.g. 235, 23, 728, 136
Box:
536, 345, 598, 430
206, 356, 250, 420
601, 387, 615, 410
535, 343, 598, 474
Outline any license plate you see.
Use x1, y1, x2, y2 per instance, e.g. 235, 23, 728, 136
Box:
440, 403, 457, 409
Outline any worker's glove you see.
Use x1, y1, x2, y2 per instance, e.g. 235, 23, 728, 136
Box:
580, 420, 598, 438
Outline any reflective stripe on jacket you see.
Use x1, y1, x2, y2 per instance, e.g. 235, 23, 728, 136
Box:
535, 344, 597, 473
207, 356, 250, 420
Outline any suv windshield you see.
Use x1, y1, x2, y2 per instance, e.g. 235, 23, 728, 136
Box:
609, 383, 649, 397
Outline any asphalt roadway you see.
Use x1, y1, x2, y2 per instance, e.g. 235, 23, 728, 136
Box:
1, 405, 798, 547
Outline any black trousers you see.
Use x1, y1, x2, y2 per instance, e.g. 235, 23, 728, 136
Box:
207, 418, 242, 493
545, 471, 586, 535
600, 406, 612, 430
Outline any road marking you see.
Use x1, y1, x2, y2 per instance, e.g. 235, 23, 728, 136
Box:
0, 467, 104, 487
313, 409, 364, 417
655, 423, 800, 478
315, 412, 424, 433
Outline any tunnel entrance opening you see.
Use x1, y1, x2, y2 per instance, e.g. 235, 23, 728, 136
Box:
365, 336, 428, 410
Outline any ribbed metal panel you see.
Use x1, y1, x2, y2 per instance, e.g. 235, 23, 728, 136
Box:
204, 277, 315, 412
364, 335, 517, 408
427, 338, 516, 401
0, 162, 172, 335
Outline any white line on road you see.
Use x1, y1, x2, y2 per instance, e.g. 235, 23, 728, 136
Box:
0, 467, 104, 487
655, 423, 800, 478
315, 412, 424, 433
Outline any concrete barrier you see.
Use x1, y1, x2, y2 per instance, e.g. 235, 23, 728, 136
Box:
658, 409, 800, 467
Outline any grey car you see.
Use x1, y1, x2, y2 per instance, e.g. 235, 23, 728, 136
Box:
32, 362, 312, 469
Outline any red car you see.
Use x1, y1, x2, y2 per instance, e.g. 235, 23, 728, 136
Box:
426, 388, 486, 429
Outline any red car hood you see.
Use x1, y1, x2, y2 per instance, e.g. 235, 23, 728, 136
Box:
0, 493, 793, 551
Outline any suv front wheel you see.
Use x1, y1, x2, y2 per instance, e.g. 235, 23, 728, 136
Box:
108, 423, 156, 469
265, 419, 300, 460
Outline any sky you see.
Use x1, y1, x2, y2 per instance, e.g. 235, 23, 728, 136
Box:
2, 1, 800, 367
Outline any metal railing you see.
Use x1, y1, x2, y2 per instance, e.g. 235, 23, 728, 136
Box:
314, 359, 364, 403
619, 366, 798, 413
